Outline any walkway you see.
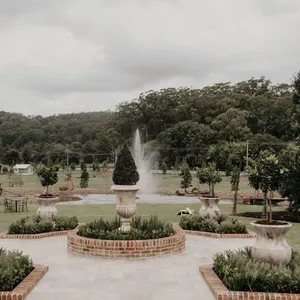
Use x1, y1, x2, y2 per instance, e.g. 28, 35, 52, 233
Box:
1, 235, 253, 300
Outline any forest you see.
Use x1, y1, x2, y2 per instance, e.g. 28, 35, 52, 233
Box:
1, 74, 300, 169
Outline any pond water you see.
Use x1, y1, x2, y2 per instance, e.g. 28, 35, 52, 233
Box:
57, 194, 233, 205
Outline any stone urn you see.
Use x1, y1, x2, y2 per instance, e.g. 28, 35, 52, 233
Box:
251, 221, 292, 265
36, 196, 58, 221
199, 197, 221, 220
111, 185, 140, 232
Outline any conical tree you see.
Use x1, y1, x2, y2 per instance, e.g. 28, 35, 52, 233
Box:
113, 144, 140, 185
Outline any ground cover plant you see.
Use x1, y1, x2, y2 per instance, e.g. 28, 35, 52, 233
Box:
179, 215, 247, 234
0, 248, 34, 291
8, 216, 78, 234
213, 247, 300, 293
77, 215, 174, 240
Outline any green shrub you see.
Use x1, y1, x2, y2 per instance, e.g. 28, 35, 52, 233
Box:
8, 216, 78, 234
213, 247, 300, 293
0, 248, 34, 291
77, 215, 174, 240
179, 215, 247, 234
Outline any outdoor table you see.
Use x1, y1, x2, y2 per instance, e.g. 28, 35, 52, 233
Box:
5, 197, 26, 212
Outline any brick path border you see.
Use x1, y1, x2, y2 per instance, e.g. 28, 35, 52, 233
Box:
0, 230, 72, 240
0, 264, 48, 300
67, 223, 185, 259
200, 265, 300, 299
183, 229, 256, 239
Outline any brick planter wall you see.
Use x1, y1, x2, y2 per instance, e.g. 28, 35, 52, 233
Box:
183, 229, 256, 239
0, 230, 72, 239
67, 223, 185, 259
200, 265, 300, 299
0, 264, 48, 300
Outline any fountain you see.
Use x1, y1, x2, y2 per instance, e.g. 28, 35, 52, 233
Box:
132, 129, 156, 194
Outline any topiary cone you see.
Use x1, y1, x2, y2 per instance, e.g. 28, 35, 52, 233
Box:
113, 144, 140, 185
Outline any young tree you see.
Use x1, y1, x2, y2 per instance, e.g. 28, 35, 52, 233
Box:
161, 162, 168, 175
70, 163, 76, 171
248, 150, 286, 222
180, 163, 192, 190
37, 166, 58, 196
196, 164, 222, 197
80, 169, 89, 188
8, 173, 24, 187
113, 144, 139, 185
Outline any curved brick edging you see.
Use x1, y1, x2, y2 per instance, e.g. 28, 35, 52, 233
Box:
0, 230, 72, 239
200, 265, 300, 299
67, 223, 185, 259
0, 264, 48, 300
183, 229, 256, 239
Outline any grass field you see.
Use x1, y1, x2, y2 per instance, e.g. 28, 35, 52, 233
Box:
0, 171, 255, 195
1, 203, 299, 252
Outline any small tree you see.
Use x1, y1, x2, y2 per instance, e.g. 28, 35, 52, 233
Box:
196, 164, 222, 197
113, 144, 139, 185
80, 169, 89, 188
80, 162, 87, 171
2, 166, 8, 174
37, 166, 58, 196
180, 163, 192, 190
8, 173, 23, 187
161, 162, 168, 175
248, 150, 286, 222
70, 163, 76, 171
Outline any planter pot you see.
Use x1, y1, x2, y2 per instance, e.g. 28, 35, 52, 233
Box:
199, 197, 221, 220
111, 185, 140, 233
251, 221, 292, 265
36, 196, 58, 221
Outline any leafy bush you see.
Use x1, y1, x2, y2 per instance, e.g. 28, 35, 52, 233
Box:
0, 248, 34, 291
77, 215, 174, 240
179, 215, 247, 234
8, 216, 78, 234
214, 247, 300, 293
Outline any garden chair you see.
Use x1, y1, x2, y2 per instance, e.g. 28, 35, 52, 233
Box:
3, 198, 13, 213
18, 197, 28, 212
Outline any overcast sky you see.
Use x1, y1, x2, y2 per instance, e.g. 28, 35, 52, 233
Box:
0, 0, 299, 116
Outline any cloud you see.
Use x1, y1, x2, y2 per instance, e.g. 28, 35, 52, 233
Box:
0, 0, 299, 115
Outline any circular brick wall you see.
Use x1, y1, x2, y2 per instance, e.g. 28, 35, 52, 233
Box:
67, 223, 185, 259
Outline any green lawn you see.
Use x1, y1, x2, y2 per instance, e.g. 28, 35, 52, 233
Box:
1, 203, 299, 252
0, 171, 255, 196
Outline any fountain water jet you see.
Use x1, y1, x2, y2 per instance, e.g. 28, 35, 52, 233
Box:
132, 129, 156, 194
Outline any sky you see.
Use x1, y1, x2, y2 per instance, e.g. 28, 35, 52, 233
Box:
0, 0, 300, 116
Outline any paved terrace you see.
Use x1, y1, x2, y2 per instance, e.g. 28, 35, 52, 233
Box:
1, 235, 253, 300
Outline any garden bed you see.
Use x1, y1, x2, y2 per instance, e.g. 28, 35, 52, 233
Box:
68, 223, 185, 259
201, 247, 300, 299
0, 265, 48, 300
0, 216, 78, 239
179, 215, 255, 238
237, 210, 300, 223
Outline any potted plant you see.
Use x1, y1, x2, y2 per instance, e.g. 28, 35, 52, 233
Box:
248, 150, 291, 265
111, 144, 140, 232
196, 164, 222, 220
36, 166, 58, 221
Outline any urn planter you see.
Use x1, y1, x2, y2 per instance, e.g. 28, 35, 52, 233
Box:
111, 185, 140, 232
251, 221, 292, 265
199, 197, 221, 220
36, 196, 58, 221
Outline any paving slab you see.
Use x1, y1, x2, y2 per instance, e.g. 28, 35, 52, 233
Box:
0, 235, 253, 300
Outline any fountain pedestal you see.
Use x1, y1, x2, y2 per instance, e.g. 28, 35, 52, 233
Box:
111, 185, 140, 232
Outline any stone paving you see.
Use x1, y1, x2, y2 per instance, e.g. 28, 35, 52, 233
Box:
1, 235, 253, 300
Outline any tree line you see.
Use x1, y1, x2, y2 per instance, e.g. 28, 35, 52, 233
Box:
0, 73, 300, 170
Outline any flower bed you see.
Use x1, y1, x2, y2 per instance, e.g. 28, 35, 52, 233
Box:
68, 222, 185, 259
200, 247, 300, 299
0, 216, 78, 239
179, 215, 255, 238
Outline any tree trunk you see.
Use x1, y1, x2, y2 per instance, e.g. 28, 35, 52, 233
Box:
208, 183, 212, 196
232, 162, 242, 216
262, 191, 268, 219
46, 185, 49, 196
269, 191, 273, 222
211, 183, 215, 197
